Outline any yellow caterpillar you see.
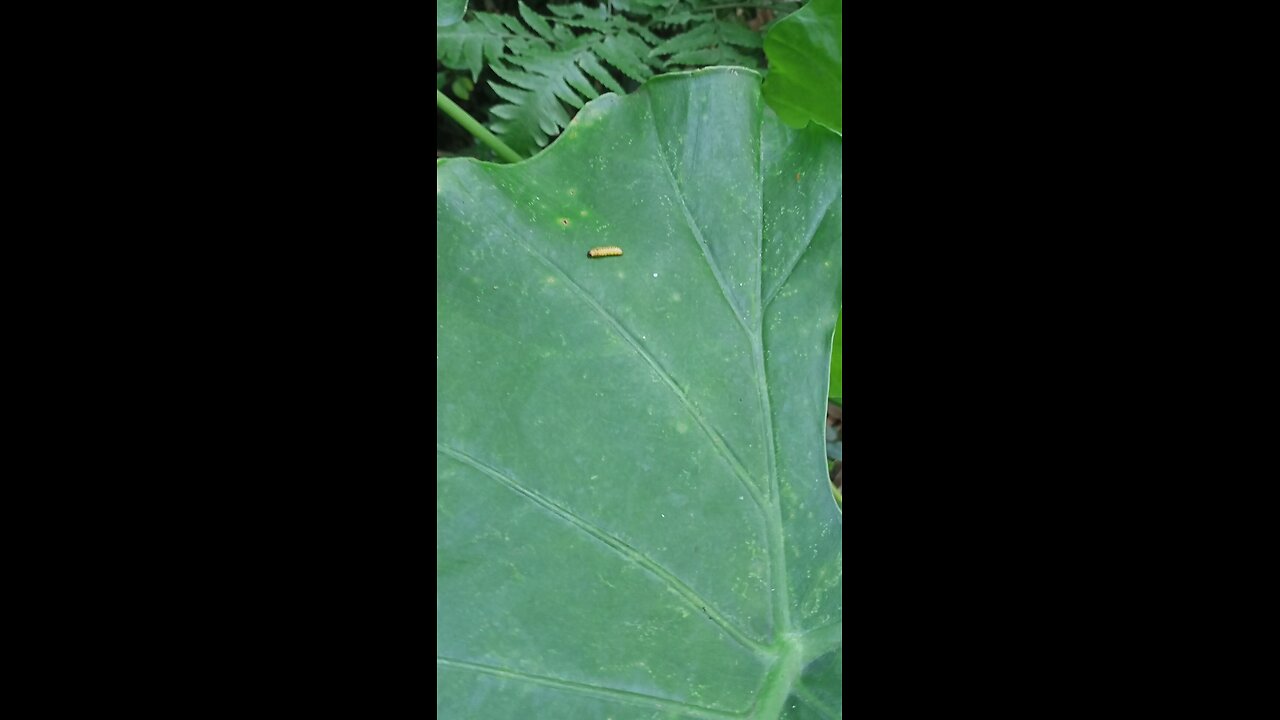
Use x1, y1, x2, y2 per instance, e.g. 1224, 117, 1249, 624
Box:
587, 246, 623, 258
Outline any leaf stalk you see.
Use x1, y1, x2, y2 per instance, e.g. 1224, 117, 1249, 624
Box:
436, 89, 524, 164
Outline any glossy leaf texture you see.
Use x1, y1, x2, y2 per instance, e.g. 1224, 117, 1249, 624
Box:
762, 0, 842, 135
437, 67, 842, 719
438, 0, 467, 27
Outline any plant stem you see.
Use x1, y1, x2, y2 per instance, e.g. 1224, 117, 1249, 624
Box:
436, 89, 523, 164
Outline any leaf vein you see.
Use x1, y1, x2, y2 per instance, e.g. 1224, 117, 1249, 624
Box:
764, 187, 840, 309
438, 443, 770, 653
437, 656, 748, 719
793, 684, 840, 719
645, 92, 753, 338
456, 181, 770, 513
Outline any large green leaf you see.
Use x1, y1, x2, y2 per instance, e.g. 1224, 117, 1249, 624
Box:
763, 0, 842, 135
437, 68, 842, 718
438, 0, 467, 27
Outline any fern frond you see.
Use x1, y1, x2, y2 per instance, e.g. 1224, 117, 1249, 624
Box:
495, 14, 527, 35
618, 17, 663, 45
648, 22, 715, 57
487, 48, 616, 154
477, 12, 550, 55
545, 2, 607, 19
575, 52, 626, 94
623, 0, 684, 9
716, 20, 764, 49
495, 52, 596, 110
649, 18, 764, 69
439, 0, 768, 156
439, 12, 551, 81
665, 48, 724, 66
650, 10, 712, 30
596, 31, 656, 83
517, 1, 557, 42
641, 0, 717, 28
545, 2, 610, 31
437, 18, 506, 81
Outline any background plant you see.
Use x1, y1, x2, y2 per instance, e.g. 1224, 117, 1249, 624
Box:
437, 0, 802, 156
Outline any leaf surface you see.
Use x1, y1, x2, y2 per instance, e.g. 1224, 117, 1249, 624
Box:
762, 0, 842, 134
437, 0, 467, 27
437, 67, 842, 718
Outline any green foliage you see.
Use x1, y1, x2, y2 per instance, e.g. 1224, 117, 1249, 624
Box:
437, 1, 782, 155
450, 75, 474, 101
763, 0, 842, 135
437, 68, 842, 718
437, 0, 468, 27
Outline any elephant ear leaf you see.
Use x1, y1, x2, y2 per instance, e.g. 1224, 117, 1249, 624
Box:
438, 0, 467, 27
763, 0, 842, 135
437, 67, 842, 718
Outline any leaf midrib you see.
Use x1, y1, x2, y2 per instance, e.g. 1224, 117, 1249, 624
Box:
643, 81, 812, 714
